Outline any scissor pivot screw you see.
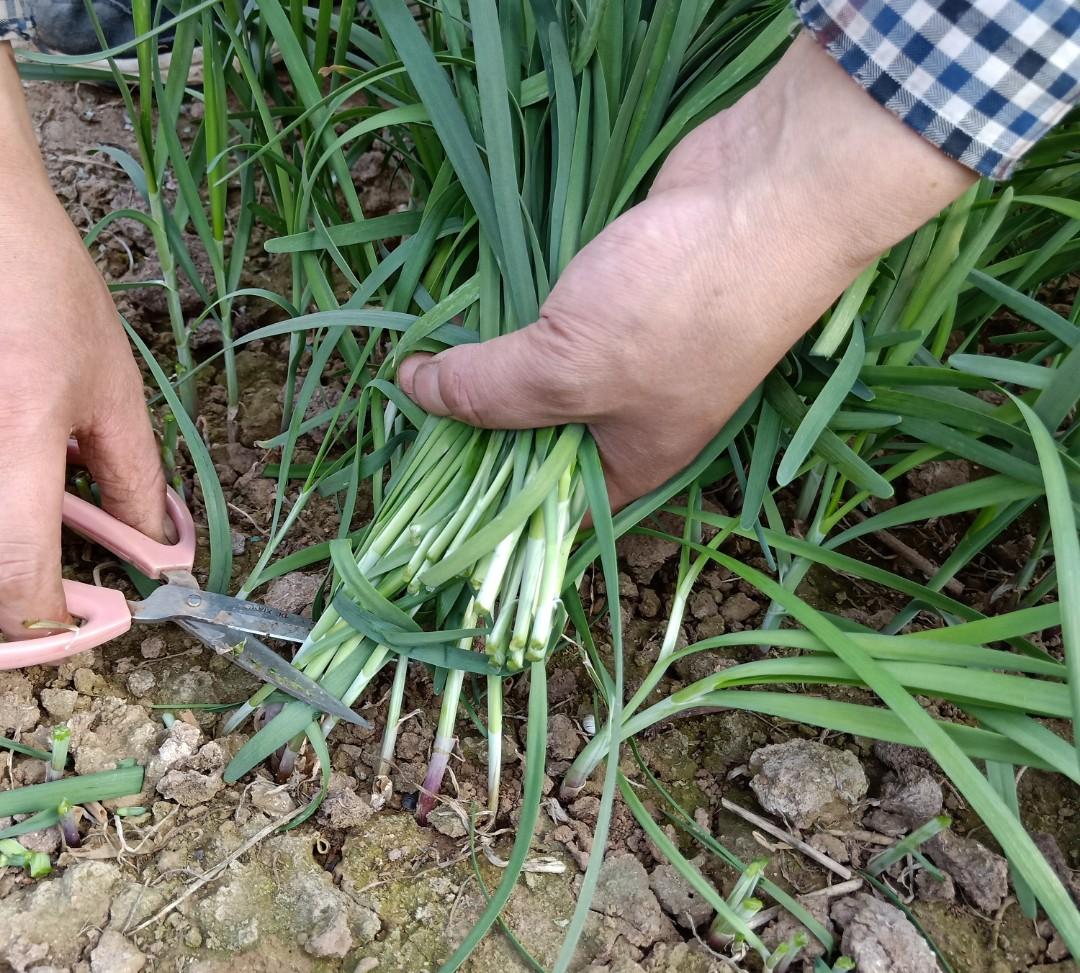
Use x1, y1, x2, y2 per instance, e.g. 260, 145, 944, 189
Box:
186, 594, 202, 608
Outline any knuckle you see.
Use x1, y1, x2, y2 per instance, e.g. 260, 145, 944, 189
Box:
0, 541, 55, 603
439, 359, 489, 428
530, 313, 599, 418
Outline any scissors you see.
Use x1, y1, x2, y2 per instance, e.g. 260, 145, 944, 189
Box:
0, 443, 366, 727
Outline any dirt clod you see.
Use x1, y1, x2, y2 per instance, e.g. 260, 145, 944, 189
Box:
749, 740, 868, 830
924, 830, 1009, 913
720, 593, 759, 624
548, 713, 581, 761
649, 858, 713, 931
0, 861, 121, 968
263, 573, 322, 617
591, 853, 665, 950
763, 893, 833, 963
90, 930, 145, 973
866, 766, 944, 836
0, 672, 39, 734
319, 789, 375, 830
832, 893, 942, 973
39, 687, 77, 721
428, 806, 467, 838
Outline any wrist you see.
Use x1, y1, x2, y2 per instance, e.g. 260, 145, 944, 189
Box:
663, 33, 977, 273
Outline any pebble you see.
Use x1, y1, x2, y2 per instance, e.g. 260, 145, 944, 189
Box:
140, 636, 165, 660
126, 669, 156, 699
649, 858, 713, 930
639, 589, 661, 618
73, 668, 103, 695
749, 739, 868, 830
90, 931, 145, 973
39, 688, 78, 721
263, 572, 322, 617
688, 590, 718, 620
721, 592, 760, 624
428, 806, 467, 839
832, 894, 941, 973
924, 830, 1008, 914
808, 832, 850, 864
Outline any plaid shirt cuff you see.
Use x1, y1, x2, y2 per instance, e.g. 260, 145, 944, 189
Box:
793, 0, 1080, 179
0, 0, 33, 42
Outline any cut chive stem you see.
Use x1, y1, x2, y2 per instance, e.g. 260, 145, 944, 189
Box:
377, 652, 411, 781
486, 674, 503, 818
47, 726, 70, 783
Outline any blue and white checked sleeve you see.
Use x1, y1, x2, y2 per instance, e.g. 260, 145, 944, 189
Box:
793, 0, 1080, 179
0, 0, 33, 42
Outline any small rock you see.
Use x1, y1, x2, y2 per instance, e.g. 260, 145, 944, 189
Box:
17, 827, 60, 856
90, 931, 145, 973
832, 894, 941, 973
874, 742, 936, 775
649, 859, 713, 930
688, 590, 718, 620
720, 592, 759, 624
156, 769, 224, 807
354, 960, 379, 973
73, 668, 103, 695
428, 806, 467, 839
1031, 832, 1080, 904
548, 714, 580, 761
548, 669, 578, 701
916, 868, 955, 902
304, 909, 353, 959
674, 653, 734, 685
808, 833, 849, 864
71, 698, 160, 775
592, 854, 664, 949
140, 637, 165, 660
693, 617, 727, 641
249, 778, 296, 817
151, 722, 202, 774
319, 790, 374, 830
263, 573, 322, 617
763, 893, 833, 962
126, 670, 156, 699
618, 573, 639, 599
617, 532, 678, 586
39, 688, 78, 721
639, 589, 661, 619
570, 796, 601, 826
749, 740, 868, 830
867, 767, 944, 836
0, 672, 39, 733
924, 830, 1008, 914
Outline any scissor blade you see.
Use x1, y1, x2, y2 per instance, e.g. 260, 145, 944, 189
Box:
178, 619, 369, 728
133, 585, 313, 643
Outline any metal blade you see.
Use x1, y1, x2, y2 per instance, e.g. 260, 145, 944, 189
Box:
178, 619, 369, 728
133, 585, 313, 643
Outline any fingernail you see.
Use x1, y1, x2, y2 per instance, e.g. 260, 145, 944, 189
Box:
398, 358, 417, 395
413, 360, 449, 415
163, 516, 179, 545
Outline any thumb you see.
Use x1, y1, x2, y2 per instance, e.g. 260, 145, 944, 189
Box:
397, 322, 588, 430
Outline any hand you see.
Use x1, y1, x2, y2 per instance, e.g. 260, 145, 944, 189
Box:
0, 44, 168, 640
398, 34, 976, 510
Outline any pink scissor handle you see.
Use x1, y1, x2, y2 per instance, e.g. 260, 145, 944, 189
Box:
64, 441, 196, 580
0, 581, 131, 670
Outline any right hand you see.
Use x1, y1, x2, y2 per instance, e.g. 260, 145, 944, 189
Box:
0, 44, 168, 640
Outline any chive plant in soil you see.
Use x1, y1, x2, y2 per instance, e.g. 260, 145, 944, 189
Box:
20, 1, 1080, 968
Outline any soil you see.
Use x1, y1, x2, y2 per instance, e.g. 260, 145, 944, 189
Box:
0, 77, 1077, 973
